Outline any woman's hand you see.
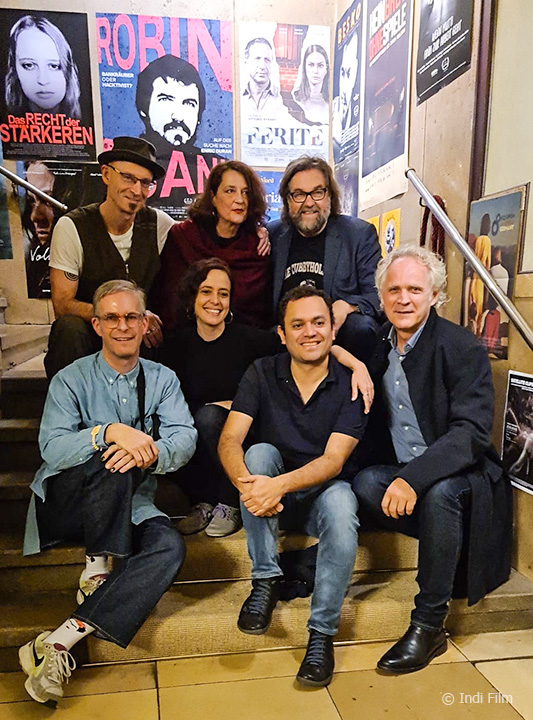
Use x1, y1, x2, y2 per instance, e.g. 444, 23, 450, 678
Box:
257, 227, 271, 256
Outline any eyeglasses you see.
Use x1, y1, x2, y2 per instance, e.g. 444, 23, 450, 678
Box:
106, 165, 155, 191
96, 312, 144, 328
288, 187, 328, 203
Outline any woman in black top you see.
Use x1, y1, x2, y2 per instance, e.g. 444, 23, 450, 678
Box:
162, 258, 280, 536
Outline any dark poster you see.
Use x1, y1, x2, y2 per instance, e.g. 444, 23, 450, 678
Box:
16, 161, 104, 298
332, 1, 362, 165
416, 0, 473, 105
0, 9, 95, 160
0, 146, 12, 260
502, 371, 533, 495
96, 14, 233, 220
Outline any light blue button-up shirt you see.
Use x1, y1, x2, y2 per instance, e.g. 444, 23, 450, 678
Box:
382, 323, 428, 464
23, 352, 197, 555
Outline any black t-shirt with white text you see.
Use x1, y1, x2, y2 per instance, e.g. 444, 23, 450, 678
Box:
281, 228, 326, 298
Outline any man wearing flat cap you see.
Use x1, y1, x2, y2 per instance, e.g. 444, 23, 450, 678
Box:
45, 136, 175, 378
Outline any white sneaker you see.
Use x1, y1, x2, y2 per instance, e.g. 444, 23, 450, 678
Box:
19, 631, 76, 704
205, 504, 242, 537
77, 571, 109, 605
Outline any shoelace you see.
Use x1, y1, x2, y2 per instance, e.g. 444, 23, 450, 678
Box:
212, 505, 230, 520
304, 634, 330, 665
246, 582, 276, 614
46, 646, 76, 686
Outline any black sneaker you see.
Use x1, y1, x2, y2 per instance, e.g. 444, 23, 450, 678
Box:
237, 578, 280, 635
296, 630, 334, 687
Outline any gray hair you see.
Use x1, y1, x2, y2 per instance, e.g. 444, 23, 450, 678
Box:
375, 245, 448, 308
92, 280, 146, 316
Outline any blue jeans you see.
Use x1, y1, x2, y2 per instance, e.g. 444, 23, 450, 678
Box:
242, 443, 359, 636
36, 454, 185, 647
353, 465, 471, 630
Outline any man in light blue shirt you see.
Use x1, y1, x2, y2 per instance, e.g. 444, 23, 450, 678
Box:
19, 279, 196, 706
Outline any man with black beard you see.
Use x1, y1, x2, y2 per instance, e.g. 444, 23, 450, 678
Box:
269, 156, 381, 362
135, 55, 224, 216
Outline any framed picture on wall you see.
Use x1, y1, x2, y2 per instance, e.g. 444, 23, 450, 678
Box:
502, 370, 533, 495
461, 184, 529, 359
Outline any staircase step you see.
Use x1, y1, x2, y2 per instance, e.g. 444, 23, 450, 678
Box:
86, 569, 533, 664
0, 471, 33, 500
0, 419, 41, 471
0, 377, 48, 419
0, 325, 50, 371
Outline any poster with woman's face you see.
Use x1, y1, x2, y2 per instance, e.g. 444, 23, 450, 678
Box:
0, 9, 95, 160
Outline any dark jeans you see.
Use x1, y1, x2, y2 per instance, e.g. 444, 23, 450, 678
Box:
44, 315, 101, 379
353, 465, 471, 630
335, 311, 379, 364
36, 453, 185, 647
178, 404, 239, 508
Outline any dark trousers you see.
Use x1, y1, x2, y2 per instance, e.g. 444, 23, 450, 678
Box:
353, 465, 471, 630
178, 404, 239, 508
44, 315, 101, 380
36, 453, 185, 647
335, 311, 379, 364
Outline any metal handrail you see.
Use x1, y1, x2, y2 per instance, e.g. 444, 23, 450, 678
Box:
406, 168, 533, 353
0, 164, 68, 212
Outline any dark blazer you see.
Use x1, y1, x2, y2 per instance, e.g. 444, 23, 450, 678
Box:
268, 215, 381, 318
364, 308, 512, 605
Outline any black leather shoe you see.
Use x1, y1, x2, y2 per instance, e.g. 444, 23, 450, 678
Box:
377, 624, 447, 674
237, 578, 280, 635
296, 630, 335, 687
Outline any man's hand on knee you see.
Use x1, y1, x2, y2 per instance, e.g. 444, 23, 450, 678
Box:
105, 424, 159, 468
240, 474, 284, 516
381, 477, 417, 519
102, 445, 138, 473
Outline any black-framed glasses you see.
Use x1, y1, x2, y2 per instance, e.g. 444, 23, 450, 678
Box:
96, 312, 145, 328
106, 164, 155, 191
288, 187, 328, 203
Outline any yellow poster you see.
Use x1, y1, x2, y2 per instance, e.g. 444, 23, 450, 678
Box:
380, 208, 401, 256
367, 215, 380, 238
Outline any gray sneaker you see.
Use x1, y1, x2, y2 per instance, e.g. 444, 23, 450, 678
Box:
205, 504, 242, 537
177, 503, 214, 535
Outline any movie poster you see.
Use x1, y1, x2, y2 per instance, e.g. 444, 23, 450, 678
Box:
380, 207, 401, 256
502, 371, 533, 495
416, 0, 473, 105
15, 160, 103, 298
258, 170, 283, 223
240, 22, 330, 167
359, 0, 413, 211
333, 1, 362, 165
461, 186, 528, 360
0, 9, 95, 161
96, 14, 233, 220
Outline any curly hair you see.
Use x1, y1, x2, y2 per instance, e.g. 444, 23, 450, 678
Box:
279, 156, 341, 224
178, 257, 232, 315
188, 161, 267, 234
375, 245, 449, 308
6, 15, 81, 118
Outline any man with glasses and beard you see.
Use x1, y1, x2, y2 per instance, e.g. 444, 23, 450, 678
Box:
269, 156, 381, 362
45, 136, 174, 378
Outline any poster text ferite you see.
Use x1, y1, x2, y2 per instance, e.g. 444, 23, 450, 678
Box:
96, 14, 233, 220
0, 9, 96, 160
359, 0, 412, 211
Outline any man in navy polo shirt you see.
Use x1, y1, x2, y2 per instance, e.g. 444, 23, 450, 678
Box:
218, 285, 367, 688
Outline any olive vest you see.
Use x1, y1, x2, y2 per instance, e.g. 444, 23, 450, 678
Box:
68, 203, 160, 303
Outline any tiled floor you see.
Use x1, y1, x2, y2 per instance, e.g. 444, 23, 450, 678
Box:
1, 631, 532, 719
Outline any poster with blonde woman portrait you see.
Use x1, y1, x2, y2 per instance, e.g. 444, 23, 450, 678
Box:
461, 186, 528, 359
0, 9, 95, 160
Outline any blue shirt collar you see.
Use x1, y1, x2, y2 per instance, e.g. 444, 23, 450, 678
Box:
96, 351, 141, 385
387, 320, 427, 356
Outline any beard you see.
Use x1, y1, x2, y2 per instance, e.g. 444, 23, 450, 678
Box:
290, 204, 331, 237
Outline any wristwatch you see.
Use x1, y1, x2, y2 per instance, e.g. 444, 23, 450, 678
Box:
91, 425, 102, 450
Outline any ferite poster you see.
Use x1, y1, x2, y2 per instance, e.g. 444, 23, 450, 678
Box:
359, 0, 412, 210
15, 160, 104, 298
461, 186, 527, 359
416, 0, 473, 105
240, 22, 330, 167
332, 1, 362, 165
96, 14, 233, 220
0, 9, 95, 160
502, 370, 533, 495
